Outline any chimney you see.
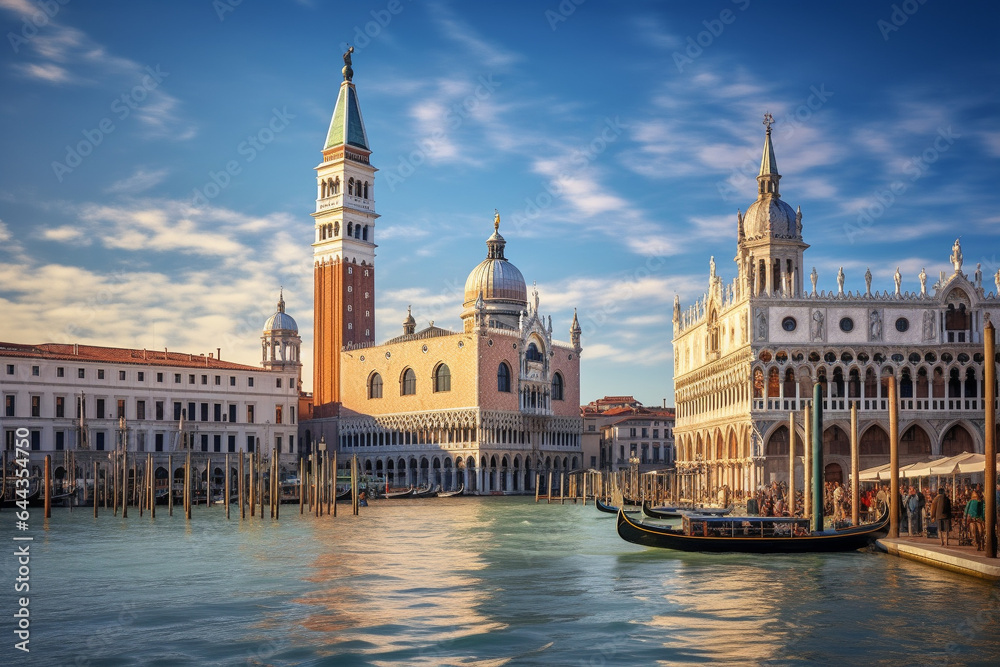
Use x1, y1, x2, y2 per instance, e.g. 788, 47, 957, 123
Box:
73, 343, 79, 355
217, 347, 221, 360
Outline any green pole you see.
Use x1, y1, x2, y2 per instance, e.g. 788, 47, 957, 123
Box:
812, 383, 824, 532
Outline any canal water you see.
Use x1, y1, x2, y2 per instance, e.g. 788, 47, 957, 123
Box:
8, 497, 1000, 666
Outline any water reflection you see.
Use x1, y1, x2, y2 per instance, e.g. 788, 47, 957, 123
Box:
295, 500, 507, 663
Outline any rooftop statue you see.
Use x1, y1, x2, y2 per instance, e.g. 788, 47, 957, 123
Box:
342, 46, 354, 82
950, 238, 963, 273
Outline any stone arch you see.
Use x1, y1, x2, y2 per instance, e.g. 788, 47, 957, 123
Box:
823, 424, 850, 457
900, 423, 932, 458
940, 422, 977, 456
859, 424, 889, 467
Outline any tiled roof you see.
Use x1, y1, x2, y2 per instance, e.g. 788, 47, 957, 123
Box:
0, 342, 262, 371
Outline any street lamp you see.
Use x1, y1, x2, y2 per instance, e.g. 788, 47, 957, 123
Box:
628, 453, 640, 499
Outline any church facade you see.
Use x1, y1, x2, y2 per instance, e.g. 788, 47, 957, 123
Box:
673, 118, 1000, 497
304, 56, 584, 492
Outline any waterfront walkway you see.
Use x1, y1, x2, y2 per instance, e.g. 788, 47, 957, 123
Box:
876, 536, 1000, 581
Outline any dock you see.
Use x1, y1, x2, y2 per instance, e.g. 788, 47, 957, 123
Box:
876, 536, 1000, 581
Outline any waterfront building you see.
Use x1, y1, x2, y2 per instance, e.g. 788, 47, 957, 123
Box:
672, 117, 1000, 497
303, 56, 584, 492
0, 291, 301, 459
581, 396, 675, 472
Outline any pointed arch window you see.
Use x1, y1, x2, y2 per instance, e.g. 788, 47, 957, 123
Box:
434, 363, 451, 393
497, 362, 511, 393
552, 372, 564, 401
368, 372, 383, 399
526, 342, 543, 362
401, 368, 416, 396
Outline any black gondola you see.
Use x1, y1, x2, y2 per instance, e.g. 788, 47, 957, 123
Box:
641, 501, 735, 519
617, 506, 890, 553
384, 487, 414, 499
438, 484, 464, 498
597, 497, 641, 515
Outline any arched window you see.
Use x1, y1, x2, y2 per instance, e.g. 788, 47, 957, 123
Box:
362, 225, 368, 241
355, 225, 361, 239
333, 177, 340, 194
348, 178, 355, 196
497, 362, 511, 393
434, 364, 451, 392
368, 373, 383, 399
552, 372, 564, 401
526, 342, 544, 362
401, 368, 416, 395
347, 222, 353, 237
333, 222, 339, 237
363, 181, 369, 199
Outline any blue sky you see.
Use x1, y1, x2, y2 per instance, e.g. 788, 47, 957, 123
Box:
1, 0, 998, 406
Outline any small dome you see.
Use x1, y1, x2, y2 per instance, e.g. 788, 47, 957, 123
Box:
263, 290, 298, 333
743, 197, 797, 239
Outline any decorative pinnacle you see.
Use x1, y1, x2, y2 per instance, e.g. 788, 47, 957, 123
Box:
763, 111, 774, 132
494, 208, 500, 233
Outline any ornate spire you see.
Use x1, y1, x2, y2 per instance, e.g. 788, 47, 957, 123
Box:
277, 287, 285, 313
757, 112, 781, 197
325, 49, 370, 151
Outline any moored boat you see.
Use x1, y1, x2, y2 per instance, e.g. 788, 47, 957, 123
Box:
438, 484, 464, 498
384, 487, 414, 499
617, 506, 890, 553
641, 501, 735, 520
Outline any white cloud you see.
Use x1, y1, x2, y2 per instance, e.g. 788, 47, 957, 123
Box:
105, 168, 169, 194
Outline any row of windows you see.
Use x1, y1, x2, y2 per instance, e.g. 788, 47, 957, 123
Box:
2, 364, 280, 389
4, 430, 294, 454
320, 176, 371, 200
3, 395, 295, 425
366, 363, 566, 400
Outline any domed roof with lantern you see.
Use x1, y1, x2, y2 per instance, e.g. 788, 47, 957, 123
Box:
461, 211, 528, 329
263, 289, 298, 334
740, 113, 802, 242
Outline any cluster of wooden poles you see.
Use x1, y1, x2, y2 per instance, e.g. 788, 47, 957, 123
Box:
531, 470, 673, 506
33, 450, 366, 522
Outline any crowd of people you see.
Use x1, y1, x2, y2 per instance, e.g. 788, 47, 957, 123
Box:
743, 479, 1000, 551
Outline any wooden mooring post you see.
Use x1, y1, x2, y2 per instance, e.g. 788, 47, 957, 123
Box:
239, 453, 245, 520
225, 453, 231, 520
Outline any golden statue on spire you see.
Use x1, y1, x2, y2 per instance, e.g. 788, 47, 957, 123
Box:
494, 208, 500, 232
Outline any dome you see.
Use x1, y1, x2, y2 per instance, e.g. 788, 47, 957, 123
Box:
464, 254, 527, 305
463, 225, 527, 306
743, 196, 798, 239
263, 290, 298, 333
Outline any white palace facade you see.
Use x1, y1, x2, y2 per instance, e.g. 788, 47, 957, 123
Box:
673, 119, 1000, 496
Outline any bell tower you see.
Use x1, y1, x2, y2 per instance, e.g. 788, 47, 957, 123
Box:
312, 47, 378, 415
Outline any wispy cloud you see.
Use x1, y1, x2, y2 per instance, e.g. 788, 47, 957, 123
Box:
105, 168, 170, 194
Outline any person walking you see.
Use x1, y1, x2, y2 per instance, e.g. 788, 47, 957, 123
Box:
965, 490, 985, 550
930, 487, 952, 547
905, 487, 920, 537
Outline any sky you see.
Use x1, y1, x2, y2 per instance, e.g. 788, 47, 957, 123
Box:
0, 0, 998, 407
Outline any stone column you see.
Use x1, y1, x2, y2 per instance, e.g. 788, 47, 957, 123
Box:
788, 411, 796, 516
889, 375, 900, 539
804, 403, 812, 518
984, 319, 996, 558
851, 402, 860, 526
